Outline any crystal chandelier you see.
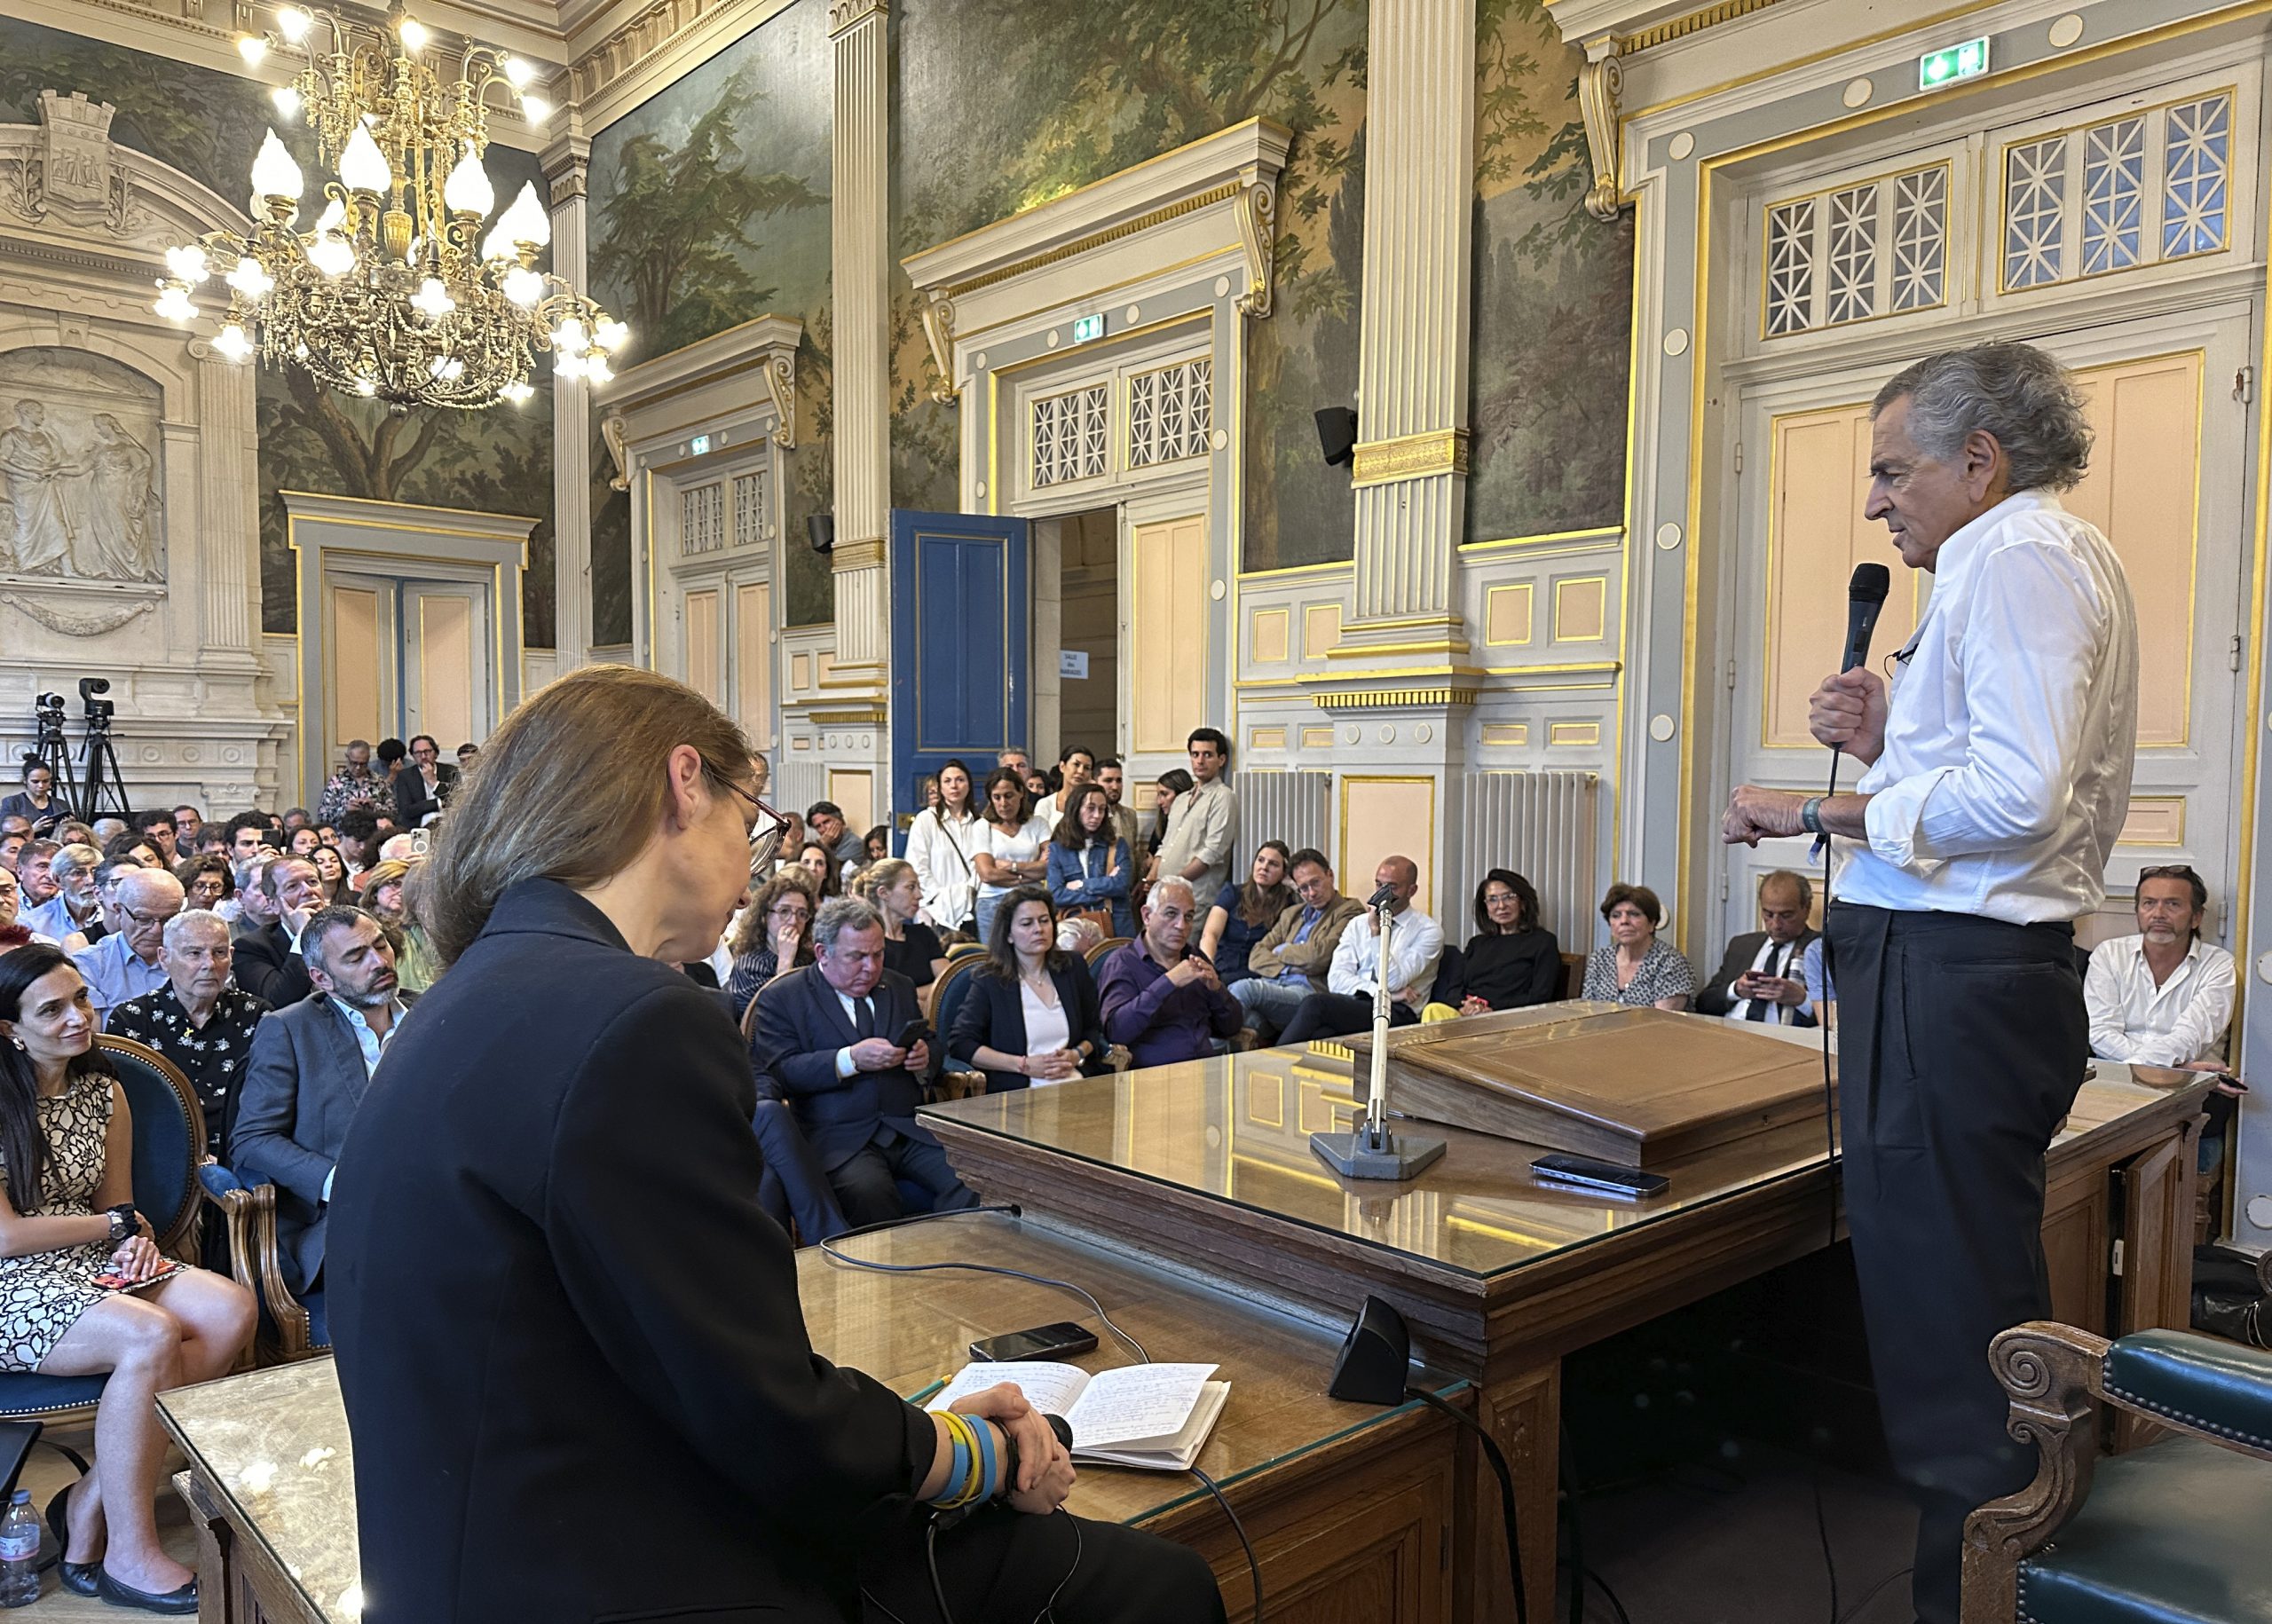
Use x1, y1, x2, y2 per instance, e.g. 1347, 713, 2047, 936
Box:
153, 0, 625, 411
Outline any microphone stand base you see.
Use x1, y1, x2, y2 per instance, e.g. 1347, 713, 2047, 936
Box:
1310, 1127, 1447, 1182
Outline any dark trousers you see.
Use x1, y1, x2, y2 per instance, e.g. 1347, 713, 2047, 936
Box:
859, 1502, 1226, 1624
1826, 903, 2086, 1624
1277, 992, 1418, 1046
830, 1129, 980, 1230
753, 1099, 851, 1243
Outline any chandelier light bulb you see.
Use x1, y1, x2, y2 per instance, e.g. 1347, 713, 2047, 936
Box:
250, 130, 304, 201
153, 283, 196, 322
310, 232, 356, 277
225, 257, 274, 300
411, 276, 456, 318
518, 94, 552, 125
553, 316, 588, 355
164, 244, 210, 284
398, 17, 430, 51
275, 5, 312, 43
354, 377, 378, 397
592, 316, 629, 352
554, 351, 586, 381
584, 355, 614, 385
501, 378, 534, 404
214, 322, 255, 363
443, 147, 494, 217
272, 85, 302, 119
495, 181, 551, 248
236, 35, 267, 65
501, 55, 535, 89
338, 124, 392, 193
501, 264, 543, 305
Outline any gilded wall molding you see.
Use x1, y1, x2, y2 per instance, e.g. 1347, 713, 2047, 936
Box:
1616, 0, 1785, 55
1235, 178, 1275, 317
761, 353, 796, 447
943, 181, 1242, 301
919, 288, 958, 405
1312, 686, 1480, 712
1576, 40, 1625, 222
1349, 429, 1471, 489
599, 411, 631, 492
830, 538, 885, 572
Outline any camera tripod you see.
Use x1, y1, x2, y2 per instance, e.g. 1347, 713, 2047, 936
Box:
76, 709, 130, 824
28, 698, 79, 823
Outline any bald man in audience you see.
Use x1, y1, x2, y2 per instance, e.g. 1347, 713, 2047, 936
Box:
1695, 871, 1819, 1027
1097, 878, 1243, 1068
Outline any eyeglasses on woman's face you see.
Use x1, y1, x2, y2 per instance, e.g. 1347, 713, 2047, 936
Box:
709, 769, 791, 877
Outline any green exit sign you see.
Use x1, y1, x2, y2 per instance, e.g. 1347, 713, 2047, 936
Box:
1920, 36, 1989, 90
1071, 312, 1106, 343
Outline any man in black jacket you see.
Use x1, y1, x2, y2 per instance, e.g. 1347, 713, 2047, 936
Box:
1693, 869, 1818, 1027
750, 895, 976, 1226
231, 855, 321, 1007
392, 733, 459, 827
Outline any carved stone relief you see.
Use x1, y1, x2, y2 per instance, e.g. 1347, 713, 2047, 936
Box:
0, 348, 165, 584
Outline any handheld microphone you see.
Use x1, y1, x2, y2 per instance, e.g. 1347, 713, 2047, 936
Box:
1366, 880, 1400, 910
1841, 563, 1892, 674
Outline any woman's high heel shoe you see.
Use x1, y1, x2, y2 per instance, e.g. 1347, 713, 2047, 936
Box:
43, 1479, 100, 1596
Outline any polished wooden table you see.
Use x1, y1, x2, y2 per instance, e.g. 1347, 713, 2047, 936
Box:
922, 1014, 2213, 1622
159, 1213, 1468, 1624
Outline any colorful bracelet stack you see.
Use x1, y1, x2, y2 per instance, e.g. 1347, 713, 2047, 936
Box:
927, 1411, 1002, 1509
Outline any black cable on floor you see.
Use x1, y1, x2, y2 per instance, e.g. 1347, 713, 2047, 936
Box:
1584, 1567, 1635, 1624
1188, 1465, 1261, 1624
1834, 1564, 1912, 1624
1810, 1463, 1840, 1624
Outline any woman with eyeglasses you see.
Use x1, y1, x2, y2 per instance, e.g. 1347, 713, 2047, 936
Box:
328, 666, 1219, 1624
171, 855, 233, 915
725, 873, 817, 1022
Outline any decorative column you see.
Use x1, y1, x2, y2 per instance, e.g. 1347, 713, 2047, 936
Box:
545, 126, 596, 672
193, 352, 258, 665
1340, 0, 1478, 656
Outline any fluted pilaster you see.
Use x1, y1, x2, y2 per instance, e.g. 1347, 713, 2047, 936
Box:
546, 130, 595, 672
196, 356, 256, 657
829, 0, 891, 675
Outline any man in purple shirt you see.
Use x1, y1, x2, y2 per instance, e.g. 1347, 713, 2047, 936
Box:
1098, 877, 1242, 1068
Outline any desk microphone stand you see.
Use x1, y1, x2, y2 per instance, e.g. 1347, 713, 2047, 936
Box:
1310, 896, 1447, 1180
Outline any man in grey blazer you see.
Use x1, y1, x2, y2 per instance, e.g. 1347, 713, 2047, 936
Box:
230, 906, 413, 1296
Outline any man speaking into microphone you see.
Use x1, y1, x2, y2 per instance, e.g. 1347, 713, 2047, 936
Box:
1723, 342, 2136, 1624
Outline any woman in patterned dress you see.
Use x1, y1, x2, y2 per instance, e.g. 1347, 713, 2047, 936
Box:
1580, 883, 1699, 1012
0, 946, 255, 1612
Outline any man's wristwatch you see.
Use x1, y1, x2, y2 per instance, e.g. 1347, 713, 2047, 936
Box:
1799, 796, 1826, 836
105, 1203, 138, 1244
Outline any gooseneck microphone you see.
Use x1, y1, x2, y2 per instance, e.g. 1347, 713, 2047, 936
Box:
1841, 562, 1892, 674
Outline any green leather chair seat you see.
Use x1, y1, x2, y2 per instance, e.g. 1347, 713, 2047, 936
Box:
2017, 1435, 2272, 1623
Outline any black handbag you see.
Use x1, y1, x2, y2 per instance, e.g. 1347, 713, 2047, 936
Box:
2190, 1242, 2271, 1348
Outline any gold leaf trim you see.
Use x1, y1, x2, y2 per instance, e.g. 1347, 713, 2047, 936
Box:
1349, 430, 1471, 489
1312, 687, 1479, 711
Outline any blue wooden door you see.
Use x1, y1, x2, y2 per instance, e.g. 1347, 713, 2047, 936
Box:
890, 510, 1029, 840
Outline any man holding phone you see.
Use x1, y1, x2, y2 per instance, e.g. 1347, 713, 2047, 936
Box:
748, 895, 977, 1226
1693, 870, 1818, 1027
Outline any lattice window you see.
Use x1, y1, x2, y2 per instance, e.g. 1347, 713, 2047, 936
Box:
1825, 185, 1878, 325
1032, 383, 1108, 488
1890, 168, 1947, 312
2000, 89, 2236, 289
2004, 137, 2066, 290
732, 471, 767, 549
681, 482, 723, 556
2080, 116, 2146, 275
1128, 359, 1213, 469
2163, 93, 2231, 259
1764, 197, 1815, 336
1761, 164, 1945, 338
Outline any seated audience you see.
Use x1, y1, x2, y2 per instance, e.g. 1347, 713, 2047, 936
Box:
795, 840, 845, 901
394, 735, 457, 828
949, 886, 1109, 1092
805, 800, 865, 875
1143, 769, 1193, 866
1274, 857, 1445, 1046
1454, 870, 1564, 1013
288, 827, 322, 858
1694, 870, 1817, 1026
103, 832, 162, 870
360, 860, 440, 994
222, 813, 271, 865
70, 867, 182, 1024
862, 825, 891, 864
75, 855, 148, 951
747, 897, 975, 1227
1097, 879, 1242, 1067
1801, 936, 1836, 1029
905, 757, 981, 934
312, 843, 349, 903
1046, 784, 1135, 937
971, 768, 1050, 945
173, 853, 233, 914
0, 945, 257, 1613
0, 757, 67, 837
172, 806, 202, 847
21, 842, 100, 944
335, 810, 383, 888
1582, 884, 1696, 1011
452, 740, 477, 768
231, 907, 409, 1297
726, 874, 816, 1021
2085, 863, 2236, 1067
1232, 850, 1363, 1043
0, 826, 24, 864
1056, 914, 1107, 957
130, 809, 179, 865
1199, 841, 1293, 985
232, 856, 324, 1007
89, 818, 128, 850
280, 808, 312, 836
108, 911, 269, 1156
15, 840, 59, 917
226, 855, 280, 936
855, 860, 946, 999
317, 739, 392, 825
192, 824, 230, 858
0, 868, 29, 953
1148, 729, 1235, 901
1094, 755, 1142, 853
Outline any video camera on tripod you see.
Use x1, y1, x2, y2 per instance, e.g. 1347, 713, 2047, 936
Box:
23, 677, 129, 824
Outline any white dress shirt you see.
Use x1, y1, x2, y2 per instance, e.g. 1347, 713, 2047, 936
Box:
1326, 906, 1446, 1004
905, 808, 982, 929
2085, 934, 2236, 1067
1725, 934, 1807, 1026
1836, 492, 2139, 924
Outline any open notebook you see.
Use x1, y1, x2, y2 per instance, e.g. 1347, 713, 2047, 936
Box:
927, 1361, 1228, 1471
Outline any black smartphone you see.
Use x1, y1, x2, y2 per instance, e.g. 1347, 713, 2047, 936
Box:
894, 1019, 929, 1050
968, 1321, 1100, 1363
1530, 1153, 1669, 1200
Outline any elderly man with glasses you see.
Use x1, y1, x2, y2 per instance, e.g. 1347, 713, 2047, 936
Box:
70, 865, 184, 1024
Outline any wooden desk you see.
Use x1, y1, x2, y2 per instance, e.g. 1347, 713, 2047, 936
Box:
923, 1033, 2212, 1621
159, 1214, 1466, 1624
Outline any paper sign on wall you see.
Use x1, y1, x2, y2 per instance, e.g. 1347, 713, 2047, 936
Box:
1060, 650, 1091, 680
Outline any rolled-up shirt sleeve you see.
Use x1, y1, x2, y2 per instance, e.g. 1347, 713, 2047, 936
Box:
1865, 541, 2104, 870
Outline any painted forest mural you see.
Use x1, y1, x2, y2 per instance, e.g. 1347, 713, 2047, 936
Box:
586, 0, 836, 641
0, 16, 558, 642
888, 0, 1369, 572
1464, 0, 1635, 543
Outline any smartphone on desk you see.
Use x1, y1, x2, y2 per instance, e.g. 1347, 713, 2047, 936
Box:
969, 1321, 1100, 1363
1530, 1153, 1668, 1200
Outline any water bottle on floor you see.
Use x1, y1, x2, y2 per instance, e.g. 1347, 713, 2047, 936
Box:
0, 1489, 38, 1606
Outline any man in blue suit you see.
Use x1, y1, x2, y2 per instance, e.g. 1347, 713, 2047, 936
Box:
748, 896, 975, 1227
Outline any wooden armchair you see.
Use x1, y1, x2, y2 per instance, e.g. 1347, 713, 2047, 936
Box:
1961, 1301, 2272, 1622
197, 1167, 323, 1364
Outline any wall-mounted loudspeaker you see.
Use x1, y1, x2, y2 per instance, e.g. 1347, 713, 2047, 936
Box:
807, 514, 835, 554
1314, 406, 1359, 468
